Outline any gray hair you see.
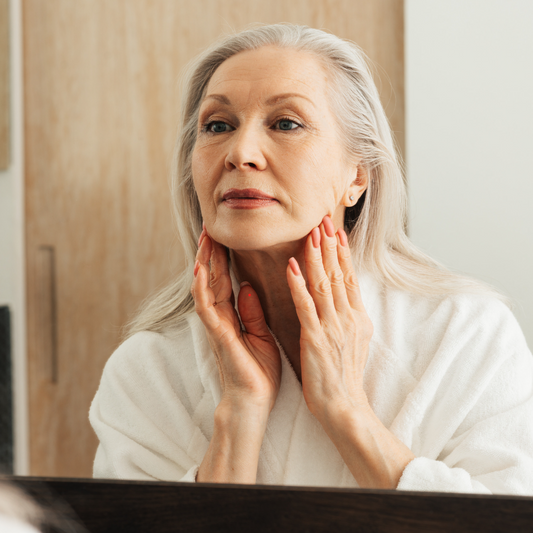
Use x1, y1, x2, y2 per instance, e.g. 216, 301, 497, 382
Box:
126, 23, 509, 336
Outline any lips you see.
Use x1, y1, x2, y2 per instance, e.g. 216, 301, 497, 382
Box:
222, 188, 276, 201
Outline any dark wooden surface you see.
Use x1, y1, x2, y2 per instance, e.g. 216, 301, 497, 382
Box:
6, 476, 533, 533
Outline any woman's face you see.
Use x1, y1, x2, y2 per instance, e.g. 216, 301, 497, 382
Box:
192, 45, 366, 251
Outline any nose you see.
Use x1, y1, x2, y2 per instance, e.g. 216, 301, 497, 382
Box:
224, 124, 267, 172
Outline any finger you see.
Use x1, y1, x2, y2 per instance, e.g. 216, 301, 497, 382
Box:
210, 234, 235, 307
303, 225, 338, 322
199, 234, 233, 304
237, 281, 271, 339
191, 259, 220, 330
320, 216, 351, 314
336, 227, 366, 312
197, 227, 206, 248
286, 257, 321, 333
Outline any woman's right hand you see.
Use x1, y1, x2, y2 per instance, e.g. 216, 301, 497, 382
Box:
191, 226, 282, 415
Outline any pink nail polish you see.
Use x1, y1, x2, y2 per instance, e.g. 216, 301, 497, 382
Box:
311, 227, 321, 248
289, 257, 301, 276
323, 215, 335, 238
338, 228, 349, 247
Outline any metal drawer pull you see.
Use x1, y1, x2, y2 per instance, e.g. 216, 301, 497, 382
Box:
36, 245, 58, 383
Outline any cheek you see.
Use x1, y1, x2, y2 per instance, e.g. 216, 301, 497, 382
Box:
275, 140, 340, 207
191, 146, 218, 199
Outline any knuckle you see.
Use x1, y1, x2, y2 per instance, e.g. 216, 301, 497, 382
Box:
341, 244, 352, 260
328, 267, 344, 286
309, 254, 323, 268
325, 239, 337, 254
209, 268, 217, 287
315, 276, 331, 296
344, 271, 359, 291
300, 295, 316, 314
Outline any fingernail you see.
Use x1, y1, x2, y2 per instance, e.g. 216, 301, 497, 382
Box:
311, 227, 321, 248
289, 257, 301, 276
323, 215, 335, 238
338, 228, 349, 247
240, 281, 251, 287
194, 260, 200, 277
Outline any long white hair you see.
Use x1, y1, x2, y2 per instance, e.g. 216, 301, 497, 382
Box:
126, 23, 510, 337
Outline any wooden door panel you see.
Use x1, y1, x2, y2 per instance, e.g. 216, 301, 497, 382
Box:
24, 0, 404, 477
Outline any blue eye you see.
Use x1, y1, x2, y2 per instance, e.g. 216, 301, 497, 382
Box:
277, 119, 299, 131
207, 121, 233, 133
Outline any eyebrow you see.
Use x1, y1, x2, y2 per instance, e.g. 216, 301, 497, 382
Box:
203, 92, 315, 108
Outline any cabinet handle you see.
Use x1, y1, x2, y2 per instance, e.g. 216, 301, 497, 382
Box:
36, 246, 58, 383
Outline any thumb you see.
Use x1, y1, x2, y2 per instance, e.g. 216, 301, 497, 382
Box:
237, 281, 270, 338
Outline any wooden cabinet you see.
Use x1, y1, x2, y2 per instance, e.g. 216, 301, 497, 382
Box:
23, 0, 404, 477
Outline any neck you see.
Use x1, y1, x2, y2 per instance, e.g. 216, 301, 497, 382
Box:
229, 240, 307, 379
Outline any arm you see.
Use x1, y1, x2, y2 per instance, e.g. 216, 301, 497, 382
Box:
192, 228, 282, 483
197, 400, 269, 483
320, 405, 415, 490
287, 215, 533, 494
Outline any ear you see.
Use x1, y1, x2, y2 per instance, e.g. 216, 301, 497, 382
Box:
344, 164, 368, 207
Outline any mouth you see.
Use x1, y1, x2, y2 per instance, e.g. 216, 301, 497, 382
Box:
222, 188, 278, 210
222, 188, 276, 201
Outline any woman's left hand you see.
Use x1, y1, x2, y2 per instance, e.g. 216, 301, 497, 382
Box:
286, 214, 374, 422
287, 215, 416, 489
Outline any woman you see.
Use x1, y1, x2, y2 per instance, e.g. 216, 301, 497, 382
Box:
89, 24, 533, 493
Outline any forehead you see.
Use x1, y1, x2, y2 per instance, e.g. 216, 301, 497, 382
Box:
204, 46, 329, 103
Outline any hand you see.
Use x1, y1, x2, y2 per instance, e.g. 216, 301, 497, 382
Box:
191, 225, 282, 414
286, 215, 374, 422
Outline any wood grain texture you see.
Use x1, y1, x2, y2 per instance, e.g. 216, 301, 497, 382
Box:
10, 476, 533, 533
0, 0, 9, 169
23, 0, 404, 477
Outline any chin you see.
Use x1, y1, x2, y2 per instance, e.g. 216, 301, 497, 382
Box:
217, 233, 275, 251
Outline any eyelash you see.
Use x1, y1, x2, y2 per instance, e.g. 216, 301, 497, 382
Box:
201, 116, 303, 134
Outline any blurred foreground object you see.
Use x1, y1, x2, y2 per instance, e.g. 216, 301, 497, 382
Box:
0, 481, 42, 532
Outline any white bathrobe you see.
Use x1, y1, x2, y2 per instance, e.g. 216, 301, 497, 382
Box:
89, 269, 533, 495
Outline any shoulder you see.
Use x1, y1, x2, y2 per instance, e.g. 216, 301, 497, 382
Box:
100, 314, 199, 389
371, 276, 530, 378
95, 313, 208, 417
422, 291, 525, 350
414, 291, 530, 379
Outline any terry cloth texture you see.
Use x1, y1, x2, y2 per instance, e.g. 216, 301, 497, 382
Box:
89, 268, 533, 494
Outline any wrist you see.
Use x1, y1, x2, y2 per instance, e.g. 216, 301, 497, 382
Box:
320, 400, 371, 438
215, 398, 270, 436
314, 391, 372, 430
218, 392, 273, 419
197, 400, 270, 484
318, 401, 415, 489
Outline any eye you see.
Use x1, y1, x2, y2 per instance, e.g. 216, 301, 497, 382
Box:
275, 118, 301, 131
204, 121, 234, 134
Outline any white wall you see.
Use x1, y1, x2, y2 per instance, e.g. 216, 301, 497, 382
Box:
406, 0, 533, 349
0, 0, 28, 474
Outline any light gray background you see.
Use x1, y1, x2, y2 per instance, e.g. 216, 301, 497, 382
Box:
406, 0, 533, 349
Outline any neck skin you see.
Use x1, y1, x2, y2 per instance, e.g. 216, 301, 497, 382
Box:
230, 239, 307, 382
